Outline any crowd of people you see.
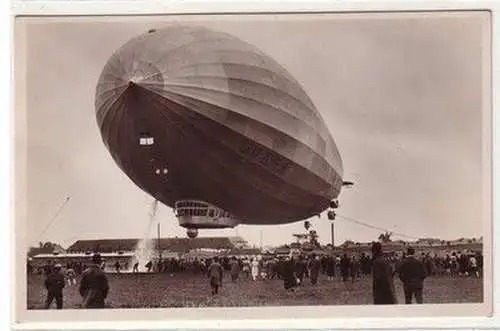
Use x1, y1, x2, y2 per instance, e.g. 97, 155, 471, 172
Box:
122, 248, 483, 281
34, 244, 483, 309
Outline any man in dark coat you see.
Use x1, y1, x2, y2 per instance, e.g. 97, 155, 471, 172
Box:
208, 257, 224, 295
283, 256, 297, 290
340, 253, 351, 282
351, 255, 361, 282
360, 253, 370, 275
371, 242, 397, 305
398, 247, 427, 304
308, 254, 321, 285
44, 264, 65, 309
326, 255, 336, 280
229, 257, 240, 282
295, 256, 307, 285
79, 253, 110, 308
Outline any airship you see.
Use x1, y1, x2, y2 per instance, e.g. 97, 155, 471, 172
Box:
95, 26, 345, 238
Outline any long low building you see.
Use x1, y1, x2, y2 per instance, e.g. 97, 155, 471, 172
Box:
66, 236, 250, 254
28, 236, 260, 273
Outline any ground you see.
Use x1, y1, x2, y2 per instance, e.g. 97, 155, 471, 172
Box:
27, 273, 483, 309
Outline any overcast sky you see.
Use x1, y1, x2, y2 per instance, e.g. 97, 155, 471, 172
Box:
22, 12, 489, 249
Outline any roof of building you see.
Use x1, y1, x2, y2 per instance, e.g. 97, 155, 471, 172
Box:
67, 237, 243, 253
32, 252, 135, 259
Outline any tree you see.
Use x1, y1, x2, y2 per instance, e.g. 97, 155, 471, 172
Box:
341, 240, 354, 248
309, 230, 320, 248
27, 241, 62, 257
378, 232, 393, 243
43, 242, 55, 249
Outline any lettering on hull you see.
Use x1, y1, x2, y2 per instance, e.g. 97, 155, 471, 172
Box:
238, 139, 291, 176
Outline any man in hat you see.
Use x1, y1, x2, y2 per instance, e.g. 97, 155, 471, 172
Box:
326, 255, 336, 280
308, 254, 321, 285
371, 242, 397, 305
398, 247, 427, 304
79, 253, 110, 308
229, 256, 240, 283
44, 263, 65, 309
207, 256, 224, 295
283, 255, 298, 291
340, 253, 352, 283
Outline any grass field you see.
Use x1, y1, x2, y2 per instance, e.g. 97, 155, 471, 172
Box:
27, 273, 483, 309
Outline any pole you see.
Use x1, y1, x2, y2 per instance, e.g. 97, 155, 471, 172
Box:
157, 222, 161, 258
331, 222, 335, 248
260, 230, 263, 250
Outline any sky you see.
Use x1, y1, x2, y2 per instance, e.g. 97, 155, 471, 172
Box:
21, 12, 490, 249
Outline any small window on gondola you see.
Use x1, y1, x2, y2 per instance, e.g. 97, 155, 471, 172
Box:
208, 210, 215, 217
139, 132, 154, 146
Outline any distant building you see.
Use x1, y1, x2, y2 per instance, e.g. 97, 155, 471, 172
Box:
66, 236, 249, 254
29, 236, 253, 272
30, 251, 135, 271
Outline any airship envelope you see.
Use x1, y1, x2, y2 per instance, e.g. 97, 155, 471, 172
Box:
95, 25, 343, 226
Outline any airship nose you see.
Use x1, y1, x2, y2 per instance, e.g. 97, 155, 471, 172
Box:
128, 73, 147, 85
127, 80, 138, 88
124, 61, 165, 88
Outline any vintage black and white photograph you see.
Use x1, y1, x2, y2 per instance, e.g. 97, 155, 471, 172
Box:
14, 10, 492, 321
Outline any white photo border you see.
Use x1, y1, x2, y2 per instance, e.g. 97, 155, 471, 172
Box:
6, 0, 499, 330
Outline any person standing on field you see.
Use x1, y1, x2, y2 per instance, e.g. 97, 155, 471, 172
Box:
208, 257, 224, 295
79, 253, 110, 308
229, 257, 240, 282
251, 257, 259, 281
308, 254, 321, 285
326, 255, 336, 280
398, 247, 427, 304
283, 255, 298, 291
371, 242, 397, 305
65, 267, 77, 287
44, 264, 65, 309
